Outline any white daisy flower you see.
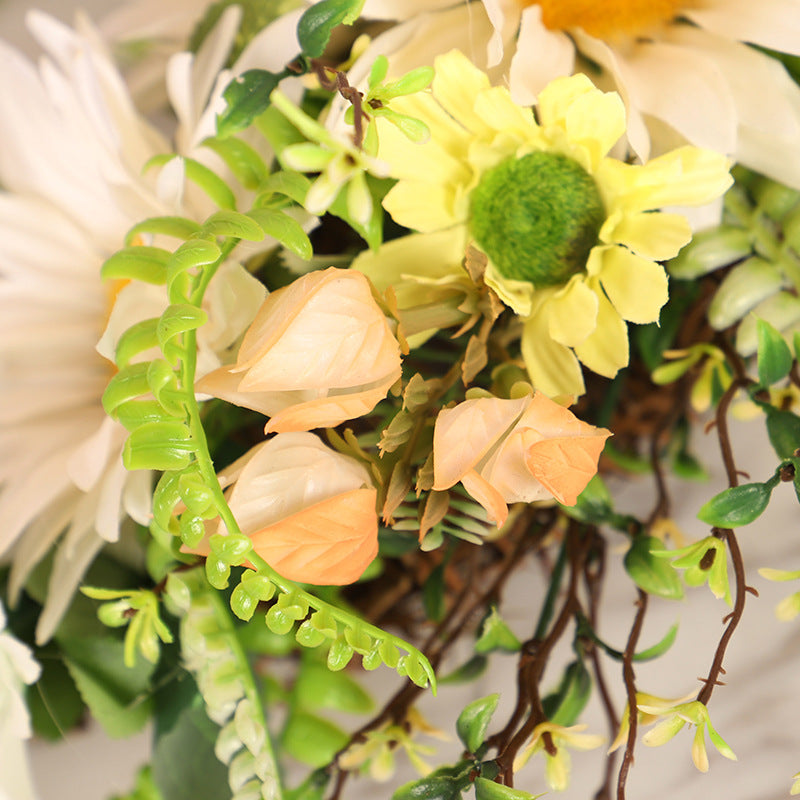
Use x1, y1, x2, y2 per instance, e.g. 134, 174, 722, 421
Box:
0, 601, 39, 800
0, 10, 264, 643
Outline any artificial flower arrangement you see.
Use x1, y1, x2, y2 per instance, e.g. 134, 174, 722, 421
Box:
2, 1, 800, 799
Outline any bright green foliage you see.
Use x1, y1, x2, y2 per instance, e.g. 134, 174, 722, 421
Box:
756, 318, 794, 385
624, 536, 685, 600
456, 693, 499, 754
697, 481, 776, 527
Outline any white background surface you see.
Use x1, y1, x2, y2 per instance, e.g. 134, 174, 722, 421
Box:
2, 1, 800, 798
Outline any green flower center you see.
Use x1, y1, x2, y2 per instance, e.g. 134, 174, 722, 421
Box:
469, 151, 605, 288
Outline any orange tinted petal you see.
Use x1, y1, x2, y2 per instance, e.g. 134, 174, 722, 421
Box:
461, 469, 508, 527
524, 432, 610, 506
247, 487, 378, 584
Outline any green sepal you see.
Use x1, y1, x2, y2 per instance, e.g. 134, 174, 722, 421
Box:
756, 318, 793, 386
328, 174, 386, 251
624, 536, 685, 600
456, 693, 499, 754
296, 0, 365, 58
217, 68, 287, 139
697, 482, 773, 527
114, 318, 160, 368
101, 246, 170, 284
157, 304, 209, 359
122, 421, 194, 471
202, 209, 266, 241
102, 363, 152, 417
765, 407, 800, 458
201, 136, 269, 189
246, 207, 313, 259
125, 216, 202, 245
474, 778, 544, 800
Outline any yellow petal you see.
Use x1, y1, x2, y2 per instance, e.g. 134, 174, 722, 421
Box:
562, 87, 626, 171
536, 72, 597, 130
573, 285, 630, 378
484, 261, 536, 317
547, 275, 599, 348
473, 86, 539, 141
351, 229, 467, 294
383, 180, 466, 232
597, 146, 732, 214
522, 311, 585, 397
606, 211, 692, 260
432, 50, 493, 136
596, 246, 668, 324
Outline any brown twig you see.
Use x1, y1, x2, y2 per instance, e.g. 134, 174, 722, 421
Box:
616, 590, 648, 800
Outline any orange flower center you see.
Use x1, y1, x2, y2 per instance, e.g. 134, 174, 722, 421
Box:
522, 0, 687, 39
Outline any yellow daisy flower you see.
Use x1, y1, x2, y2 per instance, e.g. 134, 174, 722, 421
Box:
356, 49, 732, 397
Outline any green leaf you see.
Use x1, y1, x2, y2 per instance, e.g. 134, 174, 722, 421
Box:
282, 710, 348, 767
201, 136, 269, 189
756, 318, 793, 386
125, 216, 201, 245
102, 246, 170, 284
544, 660, 592, 727
257, 169, 312, 205
247, 207, 313, 259
157, 304, 209, 352
182, 157, 237, 210
474, 778, 544, 800
123, 421, 195, 471
560, 474, 614, 524
294, 661, 373, 714
422, 563, 446, 622
152, 693, 229, 800
102, 363, 152, 417
114, 319, 160, 368
296, 0, 365, 58
632, 621, 679, 662
202, 209, 266, 241
697, 482, 773, 527
217, 69, 285, 139
766, 407, 800, 459
59, 636, 154, 738
392, 776, 462, 800
475, 607, 521, 654
624, 536, 685, 600
27, 655, 85, 740
456, 693, 499, 754
438, 654, 488, 685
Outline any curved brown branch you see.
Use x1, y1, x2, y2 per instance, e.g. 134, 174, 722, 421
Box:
616, 590, 648, 800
